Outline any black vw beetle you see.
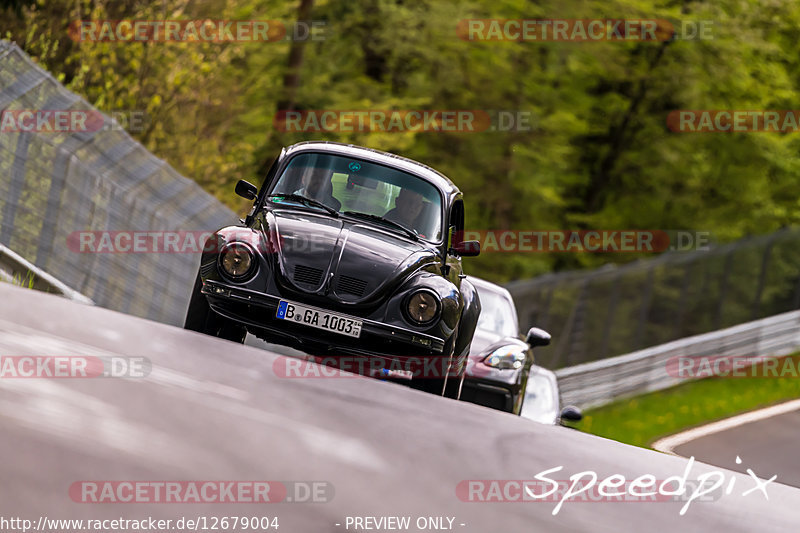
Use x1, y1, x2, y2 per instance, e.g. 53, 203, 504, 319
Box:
185, 142, 482, 397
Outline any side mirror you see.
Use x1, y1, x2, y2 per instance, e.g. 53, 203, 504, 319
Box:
450, 240, 481, 257
559, 405, 583, 423
235, 180, 258, 201
525, 327, 551, 347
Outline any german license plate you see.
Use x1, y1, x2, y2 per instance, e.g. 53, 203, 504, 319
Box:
371, 367, 414, 380
276, 300, 362, 338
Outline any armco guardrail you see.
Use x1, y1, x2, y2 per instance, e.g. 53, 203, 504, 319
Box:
509, 228, 800, 369
0, 41, 237, 325
0, 243, 93, 304
555, 309, 800, 409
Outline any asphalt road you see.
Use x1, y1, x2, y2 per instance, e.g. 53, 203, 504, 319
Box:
674, 408, 800, 490
1, 283, 799, 532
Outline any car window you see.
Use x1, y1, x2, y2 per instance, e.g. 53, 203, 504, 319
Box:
475, 289, 518, 337
269, 152, 443, 242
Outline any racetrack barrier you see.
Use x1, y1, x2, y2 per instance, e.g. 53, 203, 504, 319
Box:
0, 242, 93, 303
0, 40, 237, 325
554, 309, 800, 409
508, 228, 800, 369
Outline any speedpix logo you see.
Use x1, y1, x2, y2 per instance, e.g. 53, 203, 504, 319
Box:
457, 457, 775, 516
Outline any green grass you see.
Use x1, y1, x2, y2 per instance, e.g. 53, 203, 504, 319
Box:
14, 271, 36, 288
0, 270, 36, 289
568, 353, 800, 448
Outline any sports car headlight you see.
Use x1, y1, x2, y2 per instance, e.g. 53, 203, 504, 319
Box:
406, 290, 440, 324
484, 346, 527, 370
219, 242, 255, 280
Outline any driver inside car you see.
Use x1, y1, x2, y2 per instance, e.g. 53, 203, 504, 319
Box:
291, 168, 342, 211
384, 188, 425, 232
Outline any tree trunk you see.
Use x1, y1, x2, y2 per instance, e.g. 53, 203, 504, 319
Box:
277, 0, 314, 112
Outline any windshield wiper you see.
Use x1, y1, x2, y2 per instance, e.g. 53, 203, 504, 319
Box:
342, 211, 419, 240
267, 194, 339, 217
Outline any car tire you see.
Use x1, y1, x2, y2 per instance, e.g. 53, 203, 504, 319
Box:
184, 274, 246, 344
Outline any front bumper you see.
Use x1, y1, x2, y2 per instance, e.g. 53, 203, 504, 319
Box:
460, 379, 516, 412
202, 279, 446, 356
461, 361, 523, 413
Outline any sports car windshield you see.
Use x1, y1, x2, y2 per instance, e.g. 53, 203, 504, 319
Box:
268, 152, 443, 242
476, 289, 518, 338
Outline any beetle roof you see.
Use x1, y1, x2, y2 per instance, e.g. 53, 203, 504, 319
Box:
284, 141, 461, 198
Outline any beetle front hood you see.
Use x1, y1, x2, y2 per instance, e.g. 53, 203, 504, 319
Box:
263, 210, 439, 302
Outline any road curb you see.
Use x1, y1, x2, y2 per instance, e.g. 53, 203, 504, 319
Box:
652, 398, 800, 455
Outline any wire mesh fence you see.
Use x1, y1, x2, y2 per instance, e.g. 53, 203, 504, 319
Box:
507, 228, 800, 369
0, 41, 237, 326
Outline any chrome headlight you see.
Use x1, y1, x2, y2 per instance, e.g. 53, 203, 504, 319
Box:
219, 242, 255, 280
406, 290, 440, 324
484, 346, 527, 370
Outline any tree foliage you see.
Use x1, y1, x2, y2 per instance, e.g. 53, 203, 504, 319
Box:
3, 0, 799, 282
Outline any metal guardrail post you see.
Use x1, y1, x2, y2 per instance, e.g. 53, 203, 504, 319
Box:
598, 271, 621, 360
713, 247, 735, 331
633, 264, 655, 351
752, 231, 781, 321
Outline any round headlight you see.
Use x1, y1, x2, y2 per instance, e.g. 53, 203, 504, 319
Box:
406, 290, 440, 324
219, 242, 254, 279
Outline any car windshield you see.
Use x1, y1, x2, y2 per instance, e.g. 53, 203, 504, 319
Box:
268, 152, 443, 242
475, 288, 518, 338
521, 372, 558, 424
